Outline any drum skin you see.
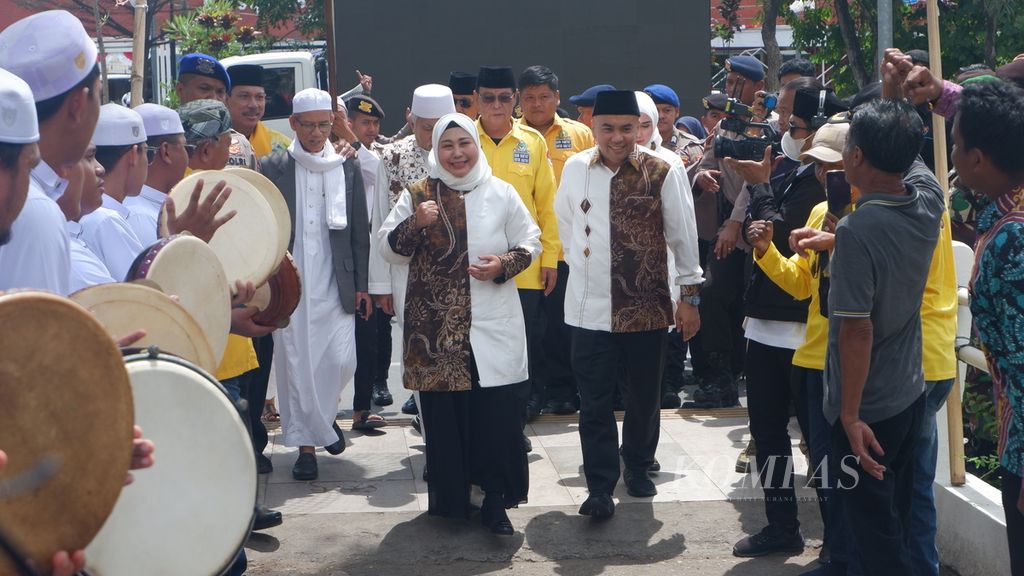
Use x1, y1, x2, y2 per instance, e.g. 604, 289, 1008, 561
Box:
251, 251, 301, 328
0, 292, 133, 576
222, 167, 291, 270
165, 170, 282, 290
127, 234, 231, 366
84, 351, 256, 576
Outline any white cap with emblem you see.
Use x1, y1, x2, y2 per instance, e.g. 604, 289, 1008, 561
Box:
94, 103, 147, 147
0, 68, 40, 144
292, 88, 333, 114
411, 84, 456, 120
135, 103, 184, 137
0, 10, 99, 102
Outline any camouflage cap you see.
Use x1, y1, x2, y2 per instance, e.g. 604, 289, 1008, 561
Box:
178, 98, 231, 143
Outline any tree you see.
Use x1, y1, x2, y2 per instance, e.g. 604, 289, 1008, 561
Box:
760, 0, 784, 92
245, 0, 325, 39
834, 0, 871, 88
713, 0, 743, 46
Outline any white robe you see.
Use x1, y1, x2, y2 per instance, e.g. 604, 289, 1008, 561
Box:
66, 220, 115, 292
124, 185, 166, 247
80, 194, 145, 282
274, 165, 356, 448
0, 162, 70, 294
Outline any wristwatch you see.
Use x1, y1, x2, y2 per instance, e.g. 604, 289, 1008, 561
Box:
680, 295, 701, 307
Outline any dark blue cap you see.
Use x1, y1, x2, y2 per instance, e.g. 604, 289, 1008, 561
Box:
643, 84, 680, 108
726, 55, 765, 82
568, 84, 616, 106
178, 53, 231, 91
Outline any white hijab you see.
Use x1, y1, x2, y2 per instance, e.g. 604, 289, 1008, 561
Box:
634, 91, 663, 150
427, 113, 493, 192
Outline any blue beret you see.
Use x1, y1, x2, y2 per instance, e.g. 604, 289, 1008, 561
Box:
726, 55, 765, 82
643, 84, 680, 108
178, 53, 231, 91
568, 84, 616, 106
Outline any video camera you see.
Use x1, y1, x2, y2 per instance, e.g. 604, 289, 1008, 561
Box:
713, 96, 777, 161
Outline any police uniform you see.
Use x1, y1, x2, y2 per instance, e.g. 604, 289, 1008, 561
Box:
226, 63, 291, 162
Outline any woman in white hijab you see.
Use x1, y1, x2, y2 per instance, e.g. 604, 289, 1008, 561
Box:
635, 90, 685, 171
379, 113, 541, 534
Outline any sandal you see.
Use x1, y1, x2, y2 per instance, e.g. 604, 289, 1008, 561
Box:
262, 401, 280, 423
351, 411, 387, 431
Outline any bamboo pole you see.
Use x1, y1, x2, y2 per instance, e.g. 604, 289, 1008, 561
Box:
927, 0, 966, 487
130, 0, 148, 107
323, 0, 337, 102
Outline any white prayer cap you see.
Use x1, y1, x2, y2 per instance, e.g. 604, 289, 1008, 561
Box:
0, 10, 98, 102
411, 84, 455, 119
135, 103, 184, 137
292, 89, 332, 114
0, 68, 39, 144
93, 103, 147, 146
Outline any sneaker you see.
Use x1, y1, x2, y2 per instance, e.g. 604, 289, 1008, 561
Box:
578, 493, 615, 518
623, 468, 657, 497
401, 396, 418, 415
732, 524, 804, 558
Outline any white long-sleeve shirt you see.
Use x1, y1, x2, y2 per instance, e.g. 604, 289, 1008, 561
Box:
124, 184, 166, 247
79, 194, 144, 282
66, 220, 115, 292
555, 145, 702, 333
0, 162, 70, 294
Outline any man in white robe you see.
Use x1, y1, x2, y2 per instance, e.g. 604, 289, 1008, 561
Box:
259, 88, 370, 481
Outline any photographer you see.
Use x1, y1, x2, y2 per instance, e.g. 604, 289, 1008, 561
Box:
726, 84, 846, 558
689, 55, 769, 408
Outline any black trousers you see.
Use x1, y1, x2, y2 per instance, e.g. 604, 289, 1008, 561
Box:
746, 339, 800, 530
242, 334, 273, 455
518, 288, 546, 414
542, 261, 576, 403
1004, 467, 1024, 576
374, 309, 393, 386
354, 311, 377, 412
834, 393, 925, 576
572, 326, 667, 495
699, 248, 748, 364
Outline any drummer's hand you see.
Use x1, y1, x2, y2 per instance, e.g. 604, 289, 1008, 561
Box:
49, 549, 86, 576
124, 425, 155, 486
415, 200, 439, 229
232, 280, 256, 307
165, 179, 237, 243
356, 292, 373, 320
332, 138, 357, 159
372, 294, 394, 316
231, 306, 275, 338
115, 329, 146, 348
468, 255, 503, 282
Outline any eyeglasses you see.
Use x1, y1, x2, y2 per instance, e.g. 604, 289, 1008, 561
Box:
479, 93, 515, 105
296, 120, 333, 133
454, 97, 473, 108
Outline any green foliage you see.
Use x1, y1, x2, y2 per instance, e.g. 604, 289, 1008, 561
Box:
246, 0, 326, 38
963, 369, 1002, 489
163, 0, 273, 59
784, 0, 1023, 97
714, 0, 743, 44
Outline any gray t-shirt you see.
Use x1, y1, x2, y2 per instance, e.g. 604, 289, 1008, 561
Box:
824, 160, 944, 424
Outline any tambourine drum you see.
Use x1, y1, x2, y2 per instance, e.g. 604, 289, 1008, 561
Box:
222, 167, 291, 269
70, 283, 218, 374
127, 234, 231, 366
251, 251, 301, 328
84, 350, 256, 576
165, 170, 282, 290
0, 292, 133, 576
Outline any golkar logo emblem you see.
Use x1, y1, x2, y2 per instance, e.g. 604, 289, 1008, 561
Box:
512, 141, 530, 164
555, 130, 572, 150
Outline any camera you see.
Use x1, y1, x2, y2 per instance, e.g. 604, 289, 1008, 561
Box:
713, 97, 777, 161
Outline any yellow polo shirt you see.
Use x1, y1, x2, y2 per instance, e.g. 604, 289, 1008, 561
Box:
755, 201, 958, 380
249, 121, 292, 157
477, 119, 560, 290
516, 115, 594, 185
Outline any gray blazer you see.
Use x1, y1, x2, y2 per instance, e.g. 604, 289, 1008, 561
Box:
259, 150, 369, 315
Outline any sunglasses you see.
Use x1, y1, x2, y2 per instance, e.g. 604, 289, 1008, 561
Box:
454, 97, 473, 108
479, 93, 515, 105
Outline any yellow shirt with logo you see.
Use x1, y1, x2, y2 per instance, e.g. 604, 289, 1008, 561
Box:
517, 116, 594, 186
249, 121, 292, 158
477, 119, 560, 290
755, 201, 957, 380
181, 167, 260, 381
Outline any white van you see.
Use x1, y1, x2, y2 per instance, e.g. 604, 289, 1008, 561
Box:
220, 51, 328, 138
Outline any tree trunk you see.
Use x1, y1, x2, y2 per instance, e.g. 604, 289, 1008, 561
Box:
761, 0, 783, 92
835, 0, 872, 88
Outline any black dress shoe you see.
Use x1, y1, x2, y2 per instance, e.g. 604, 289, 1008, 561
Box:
732, 524, 804, 557
401, 396, 419, 415
522, 434, 533, 453
481, 495, 514, 536
372, 382, 394, 407
324, 421, 346, 455
661, 392, 682, 409
292, 452, 318, 481
648, 458, 661, 474
578, 493, 615, 518
623, 468, 657, 497
554, 400, 578, 415
256, 453, 273, 474
525, 397, 542, 422
252, 506, 282, 531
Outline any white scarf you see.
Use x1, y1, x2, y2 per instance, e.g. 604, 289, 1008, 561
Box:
427, 113, 492, 192
288, 139, 348, 230
635, 90, 664, 149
